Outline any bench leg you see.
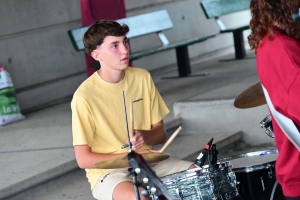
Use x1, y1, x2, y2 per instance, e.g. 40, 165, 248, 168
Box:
175, 46, 191, 77
233, 31, 246, 59
162, 45, 209, 79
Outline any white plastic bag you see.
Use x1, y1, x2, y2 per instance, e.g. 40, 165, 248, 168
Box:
0, 69, 13, 88
0, 64, 24, 126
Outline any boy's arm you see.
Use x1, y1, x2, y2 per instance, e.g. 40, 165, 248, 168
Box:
74, 145, 127, 169
130, 120, 167, 150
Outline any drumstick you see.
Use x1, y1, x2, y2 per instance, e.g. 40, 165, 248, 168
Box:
130, 99, 134, 138
159, 126, 182, 153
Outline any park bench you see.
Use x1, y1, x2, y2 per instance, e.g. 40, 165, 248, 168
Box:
200, 0, 251, 60
68, 10, 216, 78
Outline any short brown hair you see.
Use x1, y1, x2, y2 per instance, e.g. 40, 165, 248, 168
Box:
83, 20, 129, 55
248, 0, 300, 51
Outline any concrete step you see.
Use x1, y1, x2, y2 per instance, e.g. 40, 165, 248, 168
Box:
3, 118, 243, 200
0, 116, 180, 200
5, 169, 93, 200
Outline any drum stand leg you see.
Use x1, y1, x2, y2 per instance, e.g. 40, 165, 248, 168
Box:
261, 177, 285, 200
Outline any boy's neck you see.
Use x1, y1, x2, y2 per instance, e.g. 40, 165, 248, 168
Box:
97, 68, 125, 83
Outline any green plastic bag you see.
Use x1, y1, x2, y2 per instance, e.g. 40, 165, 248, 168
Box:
0, 64, 24, 126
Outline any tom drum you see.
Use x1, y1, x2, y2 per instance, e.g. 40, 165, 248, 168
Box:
219, 150, 284, 200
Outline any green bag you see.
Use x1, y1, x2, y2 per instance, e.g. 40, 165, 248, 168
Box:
0, 65, 24, 126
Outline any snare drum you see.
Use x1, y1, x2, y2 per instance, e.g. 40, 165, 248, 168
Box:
160, 167, 215, 200
160, 162, 239, 200
219, 150, 284, 200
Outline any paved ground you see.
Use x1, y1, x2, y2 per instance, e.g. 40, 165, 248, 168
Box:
0, 50, 276, 200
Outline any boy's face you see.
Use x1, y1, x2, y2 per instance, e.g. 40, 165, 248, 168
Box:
92, 35, 129, 71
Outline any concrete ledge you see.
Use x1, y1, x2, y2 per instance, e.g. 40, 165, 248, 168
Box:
5, 170, 89, 200
164, 117, 182, 138
183, 131, 243, 161
153, 131, 243, 161
174, 99, 275, 145
0, 160, 78, 200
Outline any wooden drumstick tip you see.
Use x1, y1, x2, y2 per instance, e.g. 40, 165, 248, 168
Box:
159, 126, 182, 153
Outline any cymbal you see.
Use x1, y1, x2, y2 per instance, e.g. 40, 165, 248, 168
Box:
234, 81, 266, 109
94, 152, 170, 169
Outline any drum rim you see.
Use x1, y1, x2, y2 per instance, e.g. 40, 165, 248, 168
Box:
218, 149, 278, 173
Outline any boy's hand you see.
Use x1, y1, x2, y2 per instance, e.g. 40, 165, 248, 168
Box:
129, 130, 144, 150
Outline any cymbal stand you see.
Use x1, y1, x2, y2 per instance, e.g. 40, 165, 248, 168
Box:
128, 151, 173, 200
121, 91, 133, 151
208, 145, 244, 200
127, 167, 142, 200
120, 92, 172, 200
121, 91, 142, 199
210, 144, 218, 167
128, 151, 157, 200
208, 144, 222, 200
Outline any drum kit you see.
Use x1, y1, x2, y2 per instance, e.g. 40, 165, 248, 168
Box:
93, 84, 285, 200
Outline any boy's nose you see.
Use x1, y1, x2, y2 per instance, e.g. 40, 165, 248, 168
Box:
121, 43, 129, 54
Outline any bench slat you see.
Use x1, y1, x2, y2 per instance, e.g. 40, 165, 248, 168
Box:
118, 10, 173, 38
68, 10, 173, 51
90, 34, 216, 68
68, 27, 88, 51
201, 0, 250, 19
130, 34, 216, 61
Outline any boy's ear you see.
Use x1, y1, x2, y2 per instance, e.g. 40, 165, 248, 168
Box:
91, 49, 102, 61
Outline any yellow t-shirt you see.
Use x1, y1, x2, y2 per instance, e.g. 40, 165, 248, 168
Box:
71, 67, 169, 190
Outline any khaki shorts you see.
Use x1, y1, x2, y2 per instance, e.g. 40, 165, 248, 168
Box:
92, 158, 193, 200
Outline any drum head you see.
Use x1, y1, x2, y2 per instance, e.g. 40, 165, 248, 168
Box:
218, 149, 278, 173
160, 167, 208, 182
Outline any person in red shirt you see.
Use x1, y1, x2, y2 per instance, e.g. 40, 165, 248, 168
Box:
248, 0, 300, 199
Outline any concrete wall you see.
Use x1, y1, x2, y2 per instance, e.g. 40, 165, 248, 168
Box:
0, 0, 86, 113
0, 0, 251, 113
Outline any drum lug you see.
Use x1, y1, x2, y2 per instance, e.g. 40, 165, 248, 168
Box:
267, 164, 274, 178
268, 171, 273, 179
